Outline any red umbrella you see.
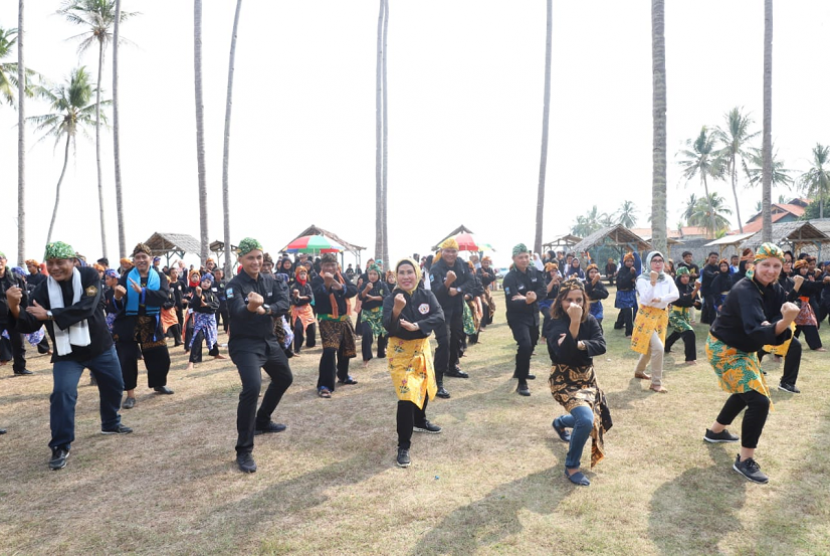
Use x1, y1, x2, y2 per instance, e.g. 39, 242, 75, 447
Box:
284, 234, 345, 253
452, 232, 495, 252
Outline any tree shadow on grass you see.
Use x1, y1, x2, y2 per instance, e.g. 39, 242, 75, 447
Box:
648, 443, 747, 555
411, 466, 575, 556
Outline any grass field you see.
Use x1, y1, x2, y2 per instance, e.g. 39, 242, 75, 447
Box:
1, 291, 829, 555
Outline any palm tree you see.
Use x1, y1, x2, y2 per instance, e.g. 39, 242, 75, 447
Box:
112, 0, 125, 257
17, 3, 25, 267
714, 107, 758, 233
650, 0, 668, 255
29, 67, 102, 244
742, 146, 792, 190
678, 127, 723, 238
535, 0, 552, 255
374, 0, 384, 261
761, 0, 773, 242
688, 193, 732, 236
799, 144, 830, 218
194, 0, 209, 261
571, 206, 608, 238
0, 27, 26, 105
381, 0, 389, 267
681, 193, 697, 223
616, 200, 638, 228
222, 0, 242, 276
58, 0, 135, 260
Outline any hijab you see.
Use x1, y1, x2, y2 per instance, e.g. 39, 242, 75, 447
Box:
394, 258, 421, 295
638, 251, 666, 283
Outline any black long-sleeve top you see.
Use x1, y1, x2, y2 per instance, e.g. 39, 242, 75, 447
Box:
168, 279, 187, 310
477, 267, 497, 288
502, 265, 547, 325
701, 264, 719, 295
12, 267, 112, 362
312, 273, 357, 316
712, 272, 734, 295
225, 270, 291, 356
382, 287, 445, 341
359, 279, 390, 311
26, 272, 47, 290
466, 270, 485, 298
673, 279, 699, 308
544, 272, 561, 301
429, 258, 473, 315
0, 271, 28, 325
544, 313, 606, 367
616, 267, 637, 291
584, 279, 609, 303
289, 281, 314, 307
710, 277, 793, 353
112, 270, 170, 340
676, 262, 700, 279
191, 290, 220, 313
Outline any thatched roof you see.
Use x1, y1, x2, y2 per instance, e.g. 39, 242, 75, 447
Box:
740, 221, 830, 249
284, 225, 365, 255
143, 232, 202, 258
542, 234, 582, 250
703, 232, 756, 248
571, 225, 652, 254
431, 225, 475, 251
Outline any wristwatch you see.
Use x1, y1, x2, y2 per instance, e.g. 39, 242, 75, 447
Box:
46, 310, 54, 321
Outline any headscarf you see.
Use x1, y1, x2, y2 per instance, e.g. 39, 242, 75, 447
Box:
675, 266, 690, 277
394, 258, 422, 295
295, 266, 308, 286
639, 251, 666, 282
104, 269, 118, 280
25, 258, 39, 267
481, 256, 492, 265
439, 237, 459, 251
512, 243, 529, 257
189, 269, 201, 287
367, 262, 382, 280
200, 273, 214, 285
131, 243, 152, 257
44, 241, 76, 261
793, 259, 808, 271
718, 258, 729, 268
93, 263, 106, 272
754, 242, 785, 264
544, 262, 559, 272
120, 257, 133, 270
237, 237, 263, 256
623, 252, 635, 264
585, 263, 598, 276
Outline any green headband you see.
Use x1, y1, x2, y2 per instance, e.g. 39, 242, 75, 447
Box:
367, 263, 382, 274
754, 242, 785, 264
675, 266, 689, 276
0, 250, 6, 260
512, 243, 529, 257
236, 237, 263, 256
44, 241, 76, 261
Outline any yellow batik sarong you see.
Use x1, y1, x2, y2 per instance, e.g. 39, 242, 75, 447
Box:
705, 333, 773, 410
762, 321, 796, 356
387, 337, 437, 409
630, 305, 669, 355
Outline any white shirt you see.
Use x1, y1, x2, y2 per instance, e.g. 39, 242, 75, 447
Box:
636, 275, 679, 309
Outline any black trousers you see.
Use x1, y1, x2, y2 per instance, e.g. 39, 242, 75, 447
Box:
758, 337, 802, 386
232, 345, 293, 455
216, 304, 230, 333
318, 347, 352, 391
433, 309, 463, 386
794, 325, 822, 350
509, 319, 537, 382
166, 323, 183, 346
189, 330, 219, 363
293, 319, 316, 353
665, 329, 696, 362
361, 328, 388, 361
397, 398, 428, 449
480, 304, 491, 328
701, 295, 717, 325
715, 390, 770, 449
116, 340, 171, 391
614, 308, 635, 336
0, 329, 27, 373
37, 336, 51, 354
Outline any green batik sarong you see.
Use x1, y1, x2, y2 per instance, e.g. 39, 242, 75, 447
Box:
462, 300, 476, 336
362, 306, 386, 338
669, 306, 693, 333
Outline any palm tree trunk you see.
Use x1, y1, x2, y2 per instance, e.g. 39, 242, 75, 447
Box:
374, 0, 384, 261
194, 0, 209, 262
761, 0, 773, 243
47, 134, 72, 244
650, 0, 668, 255
701, 174, 717, 238
222, 0, 242, 276
16, 0, 25, 265
381, 0, 389, 267
95, 38, 108, 259
113, 0, 126, 258
731, 156, 743, 232
534, 0, 552, 256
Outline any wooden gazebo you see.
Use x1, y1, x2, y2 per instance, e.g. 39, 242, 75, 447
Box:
143, 232, 202, 266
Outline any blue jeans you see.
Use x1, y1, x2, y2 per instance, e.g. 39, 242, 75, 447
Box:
50, 346, 124, 450
558, 405, 594, 469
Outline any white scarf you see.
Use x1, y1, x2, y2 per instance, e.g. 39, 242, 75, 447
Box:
47, 268, 92, 356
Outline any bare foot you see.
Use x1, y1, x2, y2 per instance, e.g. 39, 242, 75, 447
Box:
214, 354, 228, 360
362, 360, 370, 368
634, 371, 651, 380
186, 362, 195, 371
814, 348, 827, 352
293, 352, 302, 358
684, 360, 697, 366
649, 385, 668, 393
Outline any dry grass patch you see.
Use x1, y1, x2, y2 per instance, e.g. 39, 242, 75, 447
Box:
1, 293, 829, 555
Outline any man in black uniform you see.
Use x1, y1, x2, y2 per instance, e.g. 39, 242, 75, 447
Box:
502, 244, 547, 396
0, 250, 32, 376
225, 238, 294, 473
213, 268, 230, 334
430, 238, 474, 399
7, 241, 131, 470
700, 252, 720, 324
477, 257, 498, 328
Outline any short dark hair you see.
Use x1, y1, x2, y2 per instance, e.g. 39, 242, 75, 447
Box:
708, 252, 719, 258
682, 251, 692, 258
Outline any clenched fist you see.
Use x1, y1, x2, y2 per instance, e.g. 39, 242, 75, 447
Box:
114, 285, 127, 300
5, 286, 22, 308
526, 291, 537, 304
247, 292, 265, 311
566, 302, 582, 321
394, 293, 407, 311
781, 302, 800, 321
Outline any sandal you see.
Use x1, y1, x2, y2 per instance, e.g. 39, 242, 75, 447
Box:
318, 388, 332, 399
552, 417, 571, 442
338, 377, 358, 385
565, 470, 590, 486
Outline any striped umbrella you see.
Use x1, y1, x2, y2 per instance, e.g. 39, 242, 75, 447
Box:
452, 232, 495, 252
284, 234, 345, 253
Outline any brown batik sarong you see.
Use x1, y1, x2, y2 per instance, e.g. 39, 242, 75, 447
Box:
319, 318, 357, 358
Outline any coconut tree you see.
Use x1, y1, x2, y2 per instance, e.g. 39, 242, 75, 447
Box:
681, 193, 697, 223
381, 0, 389, 267
112, 0, 125, 257
374, 0, 384, 261
650, 0, 668, 255
678, 127, 724, 237
761, 0, 773, 242
535, 0, 552, 255
194, 0, 209, 261
221, 0, 242, 276
58, 0, 135, 260
743, 146, 792, 190
688, 193, 732, 237
714, 108, 758, 233
616, 200, 638, 228
17, 4, 25, 266
29, 67, 103, 244
799, 144, 830, 219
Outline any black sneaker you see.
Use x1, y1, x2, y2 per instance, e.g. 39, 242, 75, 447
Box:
0, 428, 6, 435
236, 452, 257, 473
13, 369, 33, 376
733, 455, 769, 484
122, 397, 136, 409
778, 383, 801, 394
255, 422, 287, 435
101, 424, 133, 435
413, 421, 442, 434
436, 387, 451, 399
526, 374, 536, 380
154, 386, 174, 395
516, 382, 530, 396
704, 428, 739, 443
445, 368, 469, 379
49, 447, 70, 470
396, 448, 411, 468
